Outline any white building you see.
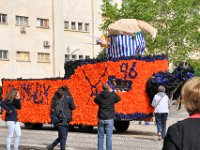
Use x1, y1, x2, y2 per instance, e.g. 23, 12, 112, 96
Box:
0, 0, 122, 84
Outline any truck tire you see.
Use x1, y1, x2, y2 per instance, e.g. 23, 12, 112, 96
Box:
79, 125, 94, 132
68, 125, 75, 131
114, 120, 130, 132
24, 123, 43, 129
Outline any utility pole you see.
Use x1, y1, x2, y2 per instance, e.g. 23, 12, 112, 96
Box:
91, 0, 94, 58
52, 0, 55, 77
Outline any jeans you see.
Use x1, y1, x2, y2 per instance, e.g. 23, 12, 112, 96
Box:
6, 121, 22, 150
51, 125, 68, 150
155, 113, 168, 139
97, 119, 114, 150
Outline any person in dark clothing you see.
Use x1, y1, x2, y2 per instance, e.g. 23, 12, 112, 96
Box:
61, 86, 76, 123
94, 83, 120, 150
163, 77, 200, 150
47, 87, 76, 150
1, 88, 21, 150
0, 88, 2, 114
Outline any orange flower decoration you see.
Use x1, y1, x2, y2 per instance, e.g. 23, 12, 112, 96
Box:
1, 58, 168, 126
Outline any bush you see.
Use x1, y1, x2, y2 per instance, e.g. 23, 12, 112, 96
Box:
188, 60, 200, 76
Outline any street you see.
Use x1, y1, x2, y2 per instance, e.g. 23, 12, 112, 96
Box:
0, 105, 188, 150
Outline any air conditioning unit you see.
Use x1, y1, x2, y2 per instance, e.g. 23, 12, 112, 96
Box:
20, 27, 26, 33
43, 40, 50, 47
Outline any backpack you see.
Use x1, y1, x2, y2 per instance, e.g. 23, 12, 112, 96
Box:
51, 100, 66, 125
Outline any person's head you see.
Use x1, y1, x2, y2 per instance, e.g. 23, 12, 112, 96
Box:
61, 85, 72, 96
5, 88, 19, 103
102, 83, 109, 91
54, 89, 64, 100
158, 85, 165, 92
181, 77, 200, 115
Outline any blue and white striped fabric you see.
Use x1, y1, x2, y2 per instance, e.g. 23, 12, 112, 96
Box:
106, 33, 146, 58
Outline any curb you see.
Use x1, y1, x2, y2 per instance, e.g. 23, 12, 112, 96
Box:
0, 143, 87, 150
0, 143, 47, 150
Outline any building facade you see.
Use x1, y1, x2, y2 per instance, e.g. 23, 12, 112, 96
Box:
0, 0, 122, 84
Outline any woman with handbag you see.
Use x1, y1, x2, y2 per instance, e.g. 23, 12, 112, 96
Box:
47, 89, 68, 150
151, 85, 170, 141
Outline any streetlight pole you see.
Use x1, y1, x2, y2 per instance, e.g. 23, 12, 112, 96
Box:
52, 0, 56, 77
67, 49, 80, 61
91, 0, 94, 58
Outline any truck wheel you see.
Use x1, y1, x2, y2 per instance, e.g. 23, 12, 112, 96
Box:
114, 121, 130, 132
33, 123, 43, 129
79, 125, 94, 132
24, 123, 43, 129
68, 125, 75, 131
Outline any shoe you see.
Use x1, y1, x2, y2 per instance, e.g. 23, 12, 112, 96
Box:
46, 145, 54, 150
157, 132, 162, 141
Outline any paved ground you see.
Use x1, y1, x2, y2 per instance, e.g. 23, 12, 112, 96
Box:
0, 105, 188, 150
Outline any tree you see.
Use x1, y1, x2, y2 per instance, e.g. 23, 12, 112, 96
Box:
98, 0, 200, 65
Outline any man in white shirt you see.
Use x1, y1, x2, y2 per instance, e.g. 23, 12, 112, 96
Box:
151, 85, 169, 141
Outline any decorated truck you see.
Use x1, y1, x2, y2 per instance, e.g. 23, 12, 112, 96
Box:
1, 19, 175, 132
1, 55, 168, 132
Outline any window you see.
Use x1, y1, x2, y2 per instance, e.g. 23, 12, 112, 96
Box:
71, 22, 76, 30
85, 23, 89, 32
65, 54, 70, 61
16, 16, 29, 26
37, 53, 50, 63
37, 18, 49, 28
64, 21, 69, 29
78, 22, 83, 31
85, 55, 90, 59
0, 14, 7, 24
72, 55, 77, 60
16, 51, 30, 61
79, 55, 83, 60
0, 50, 8, 60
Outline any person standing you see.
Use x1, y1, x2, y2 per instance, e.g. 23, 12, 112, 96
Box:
0, 88, 2, 114
61, 86, 76, 124
151, 85, 169, 141
163, 77, 200, 150
1, 88, 21, 150
94, 83, 121, 150
47, 87, 76, 150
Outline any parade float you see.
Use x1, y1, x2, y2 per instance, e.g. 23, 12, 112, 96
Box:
1, 19, 172, 132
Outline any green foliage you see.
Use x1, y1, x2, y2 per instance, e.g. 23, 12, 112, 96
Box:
97, 48, 106, 59
98, 0, 200, 64
99, 0, 120, 32
188, 60, 200, 76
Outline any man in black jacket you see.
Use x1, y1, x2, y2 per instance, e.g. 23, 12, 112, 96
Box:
94, 83, 120, 150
